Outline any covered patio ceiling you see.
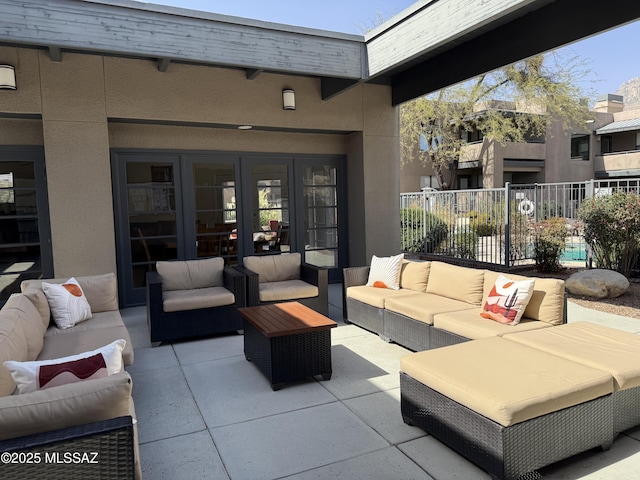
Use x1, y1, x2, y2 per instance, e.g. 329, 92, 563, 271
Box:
1, 0, 639, 105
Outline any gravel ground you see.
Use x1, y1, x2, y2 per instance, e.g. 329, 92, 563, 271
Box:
536, 267, 640, 320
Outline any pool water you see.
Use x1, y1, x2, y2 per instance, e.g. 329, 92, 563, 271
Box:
561, 244, 587, 261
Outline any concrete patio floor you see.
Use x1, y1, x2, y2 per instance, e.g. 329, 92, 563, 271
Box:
122, 284, 640, 480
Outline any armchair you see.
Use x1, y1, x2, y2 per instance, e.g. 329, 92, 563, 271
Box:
235, 253, 328, 316
146, 257, 246, 346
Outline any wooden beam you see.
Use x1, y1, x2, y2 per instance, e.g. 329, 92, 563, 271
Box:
390, 0, 640, 105
157, 58, 171, 72
48, 46, 62, 62
246, 68, 263, 80
0, 0, 364, 80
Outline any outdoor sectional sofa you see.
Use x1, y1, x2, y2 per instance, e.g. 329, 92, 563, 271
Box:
343, 259, 566, 351
0, 273, 140, 479
400, 321, 640, 479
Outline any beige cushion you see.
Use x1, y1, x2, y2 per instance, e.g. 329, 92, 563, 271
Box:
2, 294, 46, 361
21, 287, 50, 328
0, 371, 132, 441
399, 261, 431, 292
44, 311, 127, 337
163, 287, 235, 312
503, 322, 640, 391
244, 253, 301, 283
346, 286, 420, 309
426, 262, 484, 305
400, 337, 613, 427
433, 309, 553, 340
0, 299, 31, 396
157, 258, 224, 291
483, 271, 565, 325
385, 293, 475, 325
259, 280, 318, 302
22, 273, 119, 314
39, 324, 134, 367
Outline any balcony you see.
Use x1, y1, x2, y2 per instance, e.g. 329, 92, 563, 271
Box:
595, 150, 640, 177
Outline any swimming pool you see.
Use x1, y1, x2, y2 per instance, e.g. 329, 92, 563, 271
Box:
560, 243, 587, 262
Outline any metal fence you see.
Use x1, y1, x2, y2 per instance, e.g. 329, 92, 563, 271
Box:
400, 178, 640, 268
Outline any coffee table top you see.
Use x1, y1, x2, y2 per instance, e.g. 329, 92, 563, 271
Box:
238, 302, 337, 337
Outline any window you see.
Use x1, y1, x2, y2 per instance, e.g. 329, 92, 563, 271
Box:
420, 175, 439, 190
601, 135, 613, 154
571, 134, 590, 160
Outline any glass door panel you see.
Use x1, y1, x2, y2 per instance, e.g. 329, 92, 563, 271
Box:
0, 158, 50, 303
302, 165, 338, 269
126, 162, 178, 290
192, 162, 238, 265
250, 164, 290, 255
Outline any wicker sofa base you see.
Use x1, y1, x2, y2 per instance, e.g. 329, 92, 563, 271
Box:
383, 310, 430, 351
345, 297, 384, 336
0, 416, 135, 480
400, 372, 614, 480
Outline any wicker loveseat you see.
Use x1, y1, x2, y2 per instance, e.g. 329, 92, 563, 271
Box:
235, 253, 328, 316
146, 257, 246, 346
400, 321, 640, 479
343, 259, 566, 351
0, 273, 139, 479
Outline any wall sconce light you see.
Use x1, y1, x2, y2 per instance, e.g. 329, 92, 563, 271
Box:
282, 89, 295, 110
0, 65, 16, 90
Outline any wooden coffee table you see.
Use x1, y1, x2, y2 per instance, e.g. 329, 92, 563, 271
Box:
238, 302, 337, 390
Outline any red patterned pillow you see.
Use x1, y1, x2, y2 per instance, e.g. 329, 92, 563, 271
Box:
481, 275, 535, 325
3, 339, 125, 394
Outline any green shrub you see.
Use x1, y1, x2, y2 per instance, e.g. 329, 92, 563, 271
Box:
469, 211, 496, 236
400, 208, 448, 253
578, 191, 640, 277
446, 231, 478, 260
533, 217, 568, 272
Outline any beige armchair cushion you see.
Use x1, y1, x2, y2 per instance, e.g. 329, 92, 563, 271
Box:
0, 371, 132, 441
2, 294, 46, 362
157, 258, 224, 291
162, 286, 235, 312
22, 273, 119, 314
503, 322, 640, 391
244, 253, 301, 283
426, 262, 485, 305
400, 337, 612, 427
258, 280, 318, 302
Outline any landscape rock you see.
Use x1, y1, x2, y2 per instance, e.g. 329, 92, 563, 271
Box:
566, 269, 630, 299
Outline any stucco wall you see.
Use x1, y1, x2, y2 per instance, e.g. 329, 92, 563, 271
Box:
0, 47, 399, 277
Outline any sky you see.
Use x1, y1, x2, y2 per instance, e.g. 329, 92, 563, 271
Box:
143, 0, 640, 98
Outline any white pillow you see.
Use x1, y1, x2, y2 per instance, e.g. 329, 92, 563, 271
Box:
366, 254, 405, 290
3, 339, 126, 394
42, 277, 92, 329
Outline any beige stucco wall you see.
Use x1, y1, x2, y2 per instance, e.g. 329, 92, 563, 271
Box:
0, 47, 399, 278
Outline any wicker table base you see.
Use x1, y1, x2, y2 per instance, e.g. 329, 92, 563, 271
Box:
239, 302, 337, 390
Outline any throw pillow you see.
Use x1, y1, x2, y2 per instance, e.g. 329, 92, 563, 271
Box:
366, 253, 404, 290
481, 275, 535, 325
42, 277, 92, 329
3, 339, 126, 394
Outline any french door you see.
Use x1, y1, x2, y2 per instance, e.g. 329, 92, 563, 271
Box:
112, 150, 345, 307
0, 147, 53, 305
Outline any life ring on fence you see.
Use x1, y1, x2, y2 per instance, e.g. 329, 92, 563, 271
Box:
518, 199, 534, 216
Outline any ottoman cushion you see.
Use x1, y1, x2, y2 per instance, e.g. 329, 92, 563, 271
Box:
503, 321, 640, 391
400, 337, 613, 426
